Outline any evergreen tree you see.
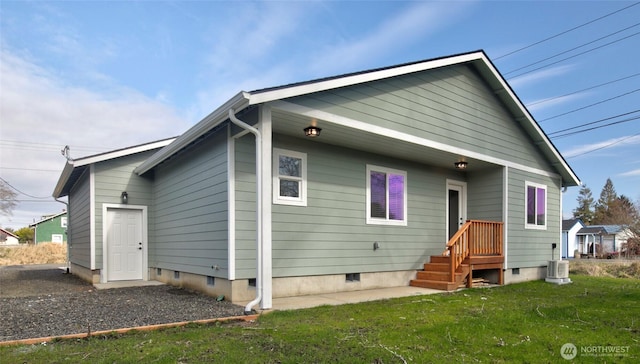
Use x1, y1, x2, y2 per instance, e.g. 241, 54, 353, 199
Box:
572, 184, 594, 224
593, 178, 619, 225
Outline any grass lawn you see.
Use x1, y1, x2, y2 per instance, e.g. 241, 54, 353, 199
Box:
1, 275, 638, 363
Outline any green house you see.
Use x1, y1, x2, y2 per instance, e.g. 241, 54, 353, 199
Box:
30, 212, 67, 244
53, 51, 580, 311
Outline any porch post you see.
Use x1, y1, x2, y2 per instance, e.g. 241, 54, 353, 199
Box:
259, 105, 273, 309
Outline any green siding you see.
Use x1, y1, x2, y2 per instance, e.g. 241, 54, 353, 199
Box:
93, 151, 156, 270
506, 168, 562, 268
68, 169, 91, 269
236, 133, 466, 279
153, 129, 229, 278
289, 64, 550, 170
33, 214, 67, 244
467, 167, 504, 222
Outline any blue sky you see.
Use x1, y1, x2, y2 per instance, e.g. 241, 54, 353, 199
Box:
1, 0, 639, 229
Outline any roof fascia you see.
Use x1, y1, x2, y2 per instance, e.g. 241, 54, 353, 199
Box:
247, 52, 483, 105
134, 92, 251, 175
52, 162, 76, 198
30, 211, 67, 226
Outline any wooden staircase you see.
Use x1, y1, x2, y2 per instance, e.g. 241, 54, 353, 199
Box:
410, 220, 504, 291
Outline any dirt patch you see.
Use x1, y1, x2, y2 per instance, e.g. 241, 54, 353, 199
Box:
570, 260, 640, 279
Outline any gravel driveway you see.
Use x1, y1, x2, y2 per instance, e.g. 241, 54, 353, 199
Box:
0, 264, 246, 342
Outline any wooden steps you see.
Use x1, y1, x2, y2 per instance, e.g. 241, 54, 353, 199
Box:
410, 255, 504, 291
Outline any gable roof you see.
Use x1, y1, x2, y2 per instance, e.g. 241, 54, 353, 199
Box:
0, 228, 18, 239
135, 50, 578, 186
29, 211, 67, 227
562, 219, 584, 231
53, 137, 176, 198
577, 225, 624, 235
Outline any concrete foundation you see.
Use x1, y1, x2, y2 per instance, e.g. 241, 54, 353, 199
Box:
70, 262, 100, 284
503, 266, 547, 284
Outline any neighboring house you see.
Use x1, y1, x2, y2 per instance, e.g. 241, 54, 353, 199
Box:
561, 219, 584, 258
53, 51, 580, 311
576, 225, 631, 257
30, 211, 68, 244
0, 228, 19, 246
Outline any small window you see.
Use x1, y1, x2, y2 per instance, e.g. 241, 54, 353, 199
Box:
346, 273, 361, 282
366, 165, 407, 226
51, 234, 63, 243
525, 182, 547, 229
248, 278, 257, 287
273, 148, 307, 206
61, 217, 67, 228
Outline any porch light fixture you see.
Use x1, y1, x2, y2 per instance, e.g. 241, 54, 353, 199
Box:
454, 161, 468, 170
304, 125, 321, 137
121, 191, 129, 204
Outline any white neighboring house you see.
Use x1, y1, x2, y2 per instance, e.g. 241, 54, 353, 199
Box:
576, 225, 631, 257
561, 219, 584, 258
0, 228, 19, 246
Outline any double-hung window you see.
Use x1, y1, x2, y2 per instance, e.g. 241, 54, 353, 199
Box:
525, 182, 546, 229
366, 165, 407, 226
273, 148, 307, 206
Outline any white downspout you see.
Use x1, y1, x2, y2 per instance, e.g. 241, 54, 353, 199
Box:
55, 198, 70, 273
228, 109, 263, 315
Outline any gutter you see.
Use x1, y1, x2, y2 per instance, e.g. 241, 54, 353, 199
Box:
228, 109, 264, 315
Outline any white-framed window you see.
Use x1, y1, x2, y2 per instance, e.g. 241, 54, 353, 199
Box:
366, 165, 407, 226
51, 234, 63, 243
61, 217, 67, 228
525, 182, 547, 229
273, 148, 307, 206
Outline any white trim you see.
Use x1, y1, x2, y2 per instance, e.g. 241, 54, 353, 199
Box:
271, 100, 562, 180
446, 179, 467, 241
259, 105, 273, 310
89, 164, 95, 270
272, 148, 307, 206
101, 204, 148, 283
524, 181, 548, 230
503, 166, 509, 269
366, 164, 408, 226
227, 126, 236, 281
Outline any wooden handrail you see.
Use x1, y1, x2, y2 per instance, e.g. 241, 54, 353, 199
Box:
443, 220, 503, 282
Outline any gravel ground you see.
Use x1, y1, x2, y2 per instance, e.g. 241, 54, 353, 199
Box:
0, 264, 246, 342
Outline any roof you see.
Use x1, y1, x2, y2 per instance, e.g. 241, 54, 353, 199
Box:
53, 137, 176, 198
577, 225, 624, 235
0, 228, 18, 238
134, 50, 581, 187
29, 211, 67, 227
562, 219, 584, 231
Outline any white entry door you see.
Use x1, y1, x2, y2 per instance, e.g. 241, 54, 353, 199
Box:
106, 208, 143, 281
446, 180, 467, 241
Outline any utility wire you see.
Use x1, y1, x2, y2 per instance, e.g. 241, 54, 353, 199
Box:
548, 109, 640, 135
507, 30, 640, 80
566, 132, 640, 159
539, 88, 640, 122
550, 115, 640, 139
495, 2, 640, 60
0, 177, 51, 199
527, 72, 640, 107
504, 22, 640, 76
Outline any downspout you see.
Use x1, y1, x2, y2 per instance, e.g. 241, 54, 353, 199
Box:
55, 198, 70, 274
228, 109, 263, 315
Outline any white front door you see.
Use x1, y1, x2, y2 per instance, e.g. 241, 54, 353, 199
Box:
446, 180, 467, 241
106, 208, 143, 281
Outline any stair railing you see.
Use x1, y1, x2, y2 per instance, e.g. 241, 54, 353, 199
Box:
443, 220, 504, 282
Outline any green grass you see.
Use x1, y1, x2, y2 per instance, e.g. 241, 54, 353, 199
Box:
2, 275, 639, 363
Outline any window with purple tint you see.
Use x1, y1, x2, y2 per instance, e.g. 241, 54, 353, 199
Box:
525, 182, 546, 229
366, 165, 407, 225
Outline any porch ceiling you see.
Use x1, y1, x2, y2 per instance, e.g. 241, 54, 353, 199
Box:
271, 108, 497, 173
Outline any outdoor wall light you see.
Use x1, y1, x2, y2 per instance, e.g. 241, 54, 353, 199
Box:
121, 191, 129, 204
304, 125, 321, 137
454, 161, 468, 170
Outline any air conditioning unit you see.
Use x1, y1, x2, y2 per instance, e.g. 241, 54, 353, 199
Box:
546, 260, 571, 284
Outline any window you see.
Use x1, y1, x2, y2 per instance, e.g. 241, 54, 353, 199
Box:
61, 217, 67, 228
51, 234, 63, 243
525, 182, 546, 229
366, 165, 407, 225
273, 148, 307, 206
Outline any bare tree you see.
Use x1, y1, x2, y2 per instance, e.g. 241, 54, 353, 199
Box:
0, 180, 18, 217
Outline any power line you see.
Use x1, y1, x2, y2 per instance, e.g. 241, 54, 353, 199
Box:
548, 109, 640, 136
566, 132, 640, 159
527, 72, 640, 107
539, 88, 640, 122
495, 2, 640, 60
550, 115, 640, 139
507, 30, 640, 80
0, 177, 51, 199
504, 22, 640, 76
